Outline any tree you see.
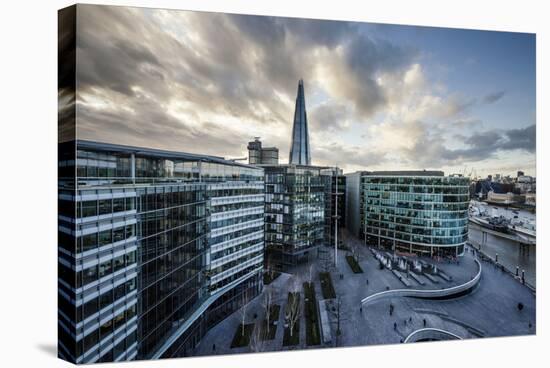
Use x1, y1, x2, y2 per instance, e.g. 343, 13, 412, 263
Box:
249, 321, 265, 353
308, 264, 314, 284
285, 278, 301, 338
262, 285, 274, 336
239, 289, 249, 336
265, 256, 275, 284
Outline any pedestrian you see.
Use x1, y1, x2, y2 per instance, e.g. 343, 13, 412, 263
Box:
366, 279, 369, 285
394, 322, 397, 330
423, 318, 426, 327
404, 319, 407, 326
360, 307, 363, 314
409, 316, 412, 323
213, 344, 216, 352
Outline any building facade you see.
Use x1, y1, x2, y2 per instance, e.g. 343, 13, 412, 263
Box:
346, 171, 469, 257
263, 165, 325, 271
58, 141, 264, 364
321, 168, 346, 247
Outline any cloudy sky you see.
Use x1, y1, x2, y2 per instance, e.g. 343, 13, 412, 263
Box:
74, 4, 536, 177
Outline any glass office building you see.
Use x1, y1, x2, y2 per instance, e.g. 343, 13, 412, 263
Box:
346, 171, 469, 257
58, 140, 264, 364
263, 165, 325, 271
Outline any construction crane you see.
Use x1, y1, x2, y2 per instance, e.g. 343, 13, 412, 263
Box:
228, 157, 248, 162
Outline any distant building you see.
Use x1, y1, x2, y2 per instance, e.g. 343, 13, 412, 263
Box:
247, 137, 279, 165
289, 79, 311, 165
345, 171, 469, 257
517, 170, 525, 178
516, 175, 536, 193
525, 193, 536, 206
487, 191, 525, 205
263, 165, 325, 271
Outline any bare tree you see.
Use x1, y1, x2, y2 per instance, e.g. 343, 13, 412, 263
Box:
265, 256, 273, 282
285, 278, 301, 338
249, 322, 265, 353
262, 285, 273, 336
308, 264, 314, 284
239, 289, 249, 336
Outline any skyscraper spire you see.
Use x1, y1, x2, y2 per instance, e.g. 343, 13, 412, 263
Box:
289, 79, 311, 165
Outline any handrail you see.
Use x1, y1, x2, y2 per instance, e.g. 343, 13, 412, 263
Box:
361, 259, 481, 306
404, 328, 463, 343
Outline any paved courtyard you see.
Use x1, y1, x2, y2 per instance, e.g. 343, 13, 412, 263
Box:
193, 234, 536, 357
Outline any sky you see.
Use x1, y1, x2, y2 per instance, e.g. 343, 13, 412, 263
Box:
72, 4, 536, 177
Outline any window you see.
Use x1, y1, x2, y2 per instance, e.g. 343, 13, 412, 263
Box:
98, 230, 112, 246
82, 233, 97, 252
82, 265, 98, 286
125, 251, 136, 266
83, 329, 99, 353
99, 199, 112, 215
125, 197, 135, 211
113, 198, 124, 212
83, 297, 98, 320
113, 311, 126, 331
113, 255, 125, 273
114, 283, 126, 300
113, 227, 125, 243
99, 260, 112, 278
99, 289, 113, 310
126, 278, 136, 293
100, 319, 113, 338
126, 224, 135, 238
81, 201, 98, 218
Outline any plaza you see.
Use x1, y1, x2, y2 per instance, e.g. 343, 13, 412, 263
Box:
193, 231, 535, 356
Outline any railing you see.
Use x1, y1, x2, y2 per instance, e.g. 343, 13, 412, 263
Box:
361, 258, 481, 306
404, 328, 463, 343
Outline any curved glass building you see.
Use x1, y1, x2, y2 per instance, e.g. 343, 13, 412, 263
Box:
347, 171, 469, 257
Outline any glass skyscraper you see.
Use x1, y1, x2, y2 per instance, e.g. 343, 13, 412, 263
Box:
289, 79, 311, 166
346, 171, 469, 257
58, 140, 264, 363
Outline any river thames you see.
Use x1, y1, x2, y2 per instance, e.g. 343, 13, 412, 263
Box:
468, 223, 536, 287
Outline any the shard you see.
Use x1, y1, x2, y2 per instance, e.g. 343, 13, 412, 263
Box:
289, 79, 311, 165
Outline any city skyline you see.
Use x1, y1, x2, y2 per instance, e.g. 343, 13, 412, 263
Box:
57, 5, 537, 364
75, 5, 535, 177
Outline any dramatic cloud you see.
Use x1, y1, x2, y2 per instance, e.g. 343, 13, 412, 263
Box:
310, 102, 350, 131
73, 5, 535, 176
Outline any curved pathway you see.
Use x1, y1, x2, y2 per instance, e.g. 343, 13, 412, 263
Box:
361, 259, 482, 306
404, 328, 462, 343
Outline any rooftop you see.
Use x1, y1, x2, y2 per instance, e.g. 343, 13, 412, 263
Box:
72, 140, 263, 170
